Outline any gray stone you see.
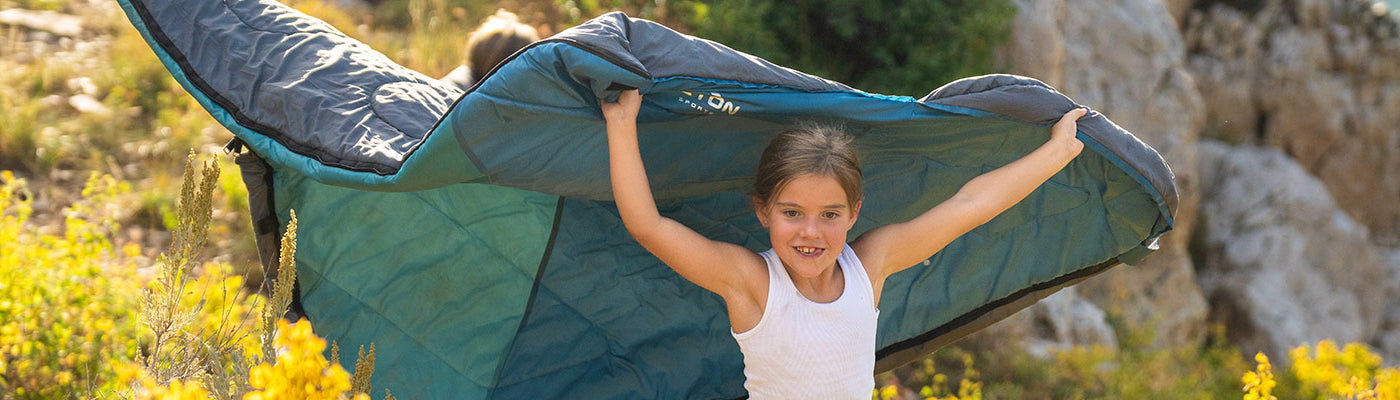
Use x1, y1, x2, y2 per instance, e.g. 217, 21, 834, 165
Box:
1184, 0, 1400, 243
0, 9, 84, 37
1195, 140, 1388, 362
1001, 0, 1208, 347
972, 287, 1119, 358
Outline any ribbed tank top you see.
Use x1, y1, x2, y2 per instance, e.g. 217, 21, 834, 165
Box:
731, 244, 878, 399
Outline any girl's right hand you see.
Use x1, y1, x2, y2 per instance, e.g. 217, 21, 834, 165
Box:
602, 89, 642, 125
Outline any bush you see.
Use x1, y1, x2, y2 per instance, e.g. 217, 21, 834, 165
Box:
680, 0, 1017, 95
1244, 340, 1400, 400
878, 325, 1250, 399
0, 171, 143, 397
118, 153, 387, 400
523, 0, 1016, 95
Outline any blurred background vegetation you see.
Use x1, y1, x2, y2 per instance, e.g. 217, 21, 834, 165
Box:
4, 0, 1400, 398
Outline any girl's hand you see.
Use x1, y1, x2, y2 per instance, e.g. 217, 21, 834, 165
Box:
602, 89, 642, 124
1051, 108, 1087, 156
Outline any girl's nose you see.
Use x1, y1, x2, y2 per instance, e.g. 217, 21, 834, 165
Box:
799, 218, 820, 237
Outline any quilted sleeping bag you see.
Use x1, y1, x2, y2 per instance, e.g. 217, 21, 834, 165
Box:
118, 1, 1176, 398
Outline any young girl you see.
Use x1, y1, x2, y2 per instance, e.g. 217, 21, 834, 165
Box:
603, 89, 1086, 398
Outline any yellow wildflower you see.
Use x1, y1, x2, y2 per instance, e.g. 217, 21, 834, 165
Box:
151, 379, 212, 400
1242, 352, 1277, 400
878, 384, 899, 400
243, 319, 354, 400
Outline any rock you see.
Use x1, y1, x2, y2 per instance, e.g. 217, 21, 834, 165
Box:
68, 94, 110, 116
66, 77, 98, 96
997, 0, 1067, 87
1022, 288, 1119, 357
40, 94, 67, 110
1001, 0, 1208, 347
1378, 246, 1400, 365
972, 287, 1118, 358
1075, 247, 1208, 347
1183, 5, 1262, 144
1184, 0, 1400, 243
1163, 0, 1195, 26
1194, 140, 1388, 363
0, 9, 85, 38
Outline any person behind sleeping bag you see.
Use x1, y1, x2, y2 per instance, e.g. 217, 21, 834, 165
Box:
441, 9, 540, 90
602, 89, 1087, 398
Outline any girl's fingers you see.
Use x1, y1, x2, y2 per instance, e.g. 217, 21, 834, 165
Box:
1053, 108, 1087, 135
620, 90, 642, 109
602, 90, 642, 122
1061, 108, 1087, 123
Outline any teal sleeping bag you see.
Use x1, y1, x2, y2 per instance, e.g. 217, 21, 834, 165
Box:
118, 1, 1176, 398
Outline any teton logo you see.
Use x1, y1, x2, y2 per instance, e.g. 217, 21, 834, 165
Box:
678, 91, 741, 115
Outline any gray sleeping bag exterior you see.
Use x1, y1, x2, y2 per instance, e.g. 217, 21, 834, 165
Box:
119, 1, 1176, 398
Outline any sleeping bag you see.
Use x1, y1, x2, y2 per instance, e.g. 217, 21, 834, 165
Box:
117, 1, 1177, 398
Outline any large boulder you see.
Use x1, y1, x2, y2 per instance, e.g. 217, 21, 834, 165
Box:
1184, 0, 1400, 243
1380, 247, 1400, 363
1195, 139, 1391, 362
997, 0, 1208, 347
971, 287, 1119, 358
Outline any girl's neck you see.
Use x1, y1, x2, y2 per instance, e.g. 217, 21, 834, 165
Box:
784, 261, 845, 304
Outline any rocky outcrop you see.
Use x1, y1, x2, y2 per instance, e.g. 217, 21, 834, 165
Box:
989, 0, 1400, 362
1194, 139, 1395, 362
1184, 0, 1400, 244
997, 0, 1209, 348
1379, 247, 1400, 362
974, 287, 1119, 358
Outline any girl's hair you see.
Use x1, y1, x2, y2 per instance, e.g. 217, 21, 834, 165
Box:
753, 122, 863, 209
465, 10, 540, 84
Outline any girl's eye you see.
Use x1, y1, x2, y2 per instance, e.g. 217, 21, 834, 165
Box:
823, 212, 839, 219
783, 210, 799, 218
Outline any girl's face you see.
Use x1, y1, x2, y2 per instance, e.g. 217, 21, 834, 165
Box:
756, 174, 861, 280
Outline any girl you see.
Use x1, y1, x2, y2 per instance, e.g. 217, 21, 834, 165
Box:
603, 89, 1086, 398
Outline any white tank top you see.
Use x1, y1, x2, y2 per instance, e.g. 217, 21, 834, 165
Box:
731, 244, 879, 399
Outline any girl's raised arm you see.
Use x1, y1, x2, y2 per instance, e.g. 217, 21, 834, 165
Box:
603, 90, 766, 308
853, 108, 1088, 282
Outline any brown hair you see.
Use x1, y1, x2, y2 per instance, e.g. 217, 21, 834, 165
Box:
466, 10, 540, 84
753, 122, 863, 209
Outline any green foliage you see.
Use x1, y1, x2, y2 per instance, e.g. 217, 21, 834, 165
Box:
0, 7, 219, 175
554, 0, 691, 27
3, 0, 68, 12
1, 0, 259, 268
680, 0, 1016, 95
122, 153, 385, 400
0, 171, 143, 398
880, 324, 1251, 400
1272, 340, 1400, 399
138, 152, 261, 398
877, 350, 983, 400
546, 0, 1016, 94
355, 0, 507, 77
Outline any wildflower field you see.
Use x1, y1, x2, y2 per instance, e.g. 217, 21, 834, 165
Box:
3, 0, 1400, 398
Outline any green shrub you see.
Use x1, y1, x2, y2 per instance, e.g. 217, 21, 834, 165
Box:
547, 0, 1016, 94
119, 153, 386, 400
1260, 340, 1400, 399
0, 171, 143, 398
681, 0, 1016, 95
878, 325, 1250, 399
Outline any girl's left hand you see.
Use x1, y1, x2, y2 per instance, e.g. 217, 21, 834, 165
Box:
1052, 108, 1087, 156
601, 89, 642, 124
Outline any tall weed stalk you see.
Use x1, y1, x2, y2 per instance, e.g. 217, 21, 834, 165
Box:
135, 151, 382, 398
137, 151, 259, 398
